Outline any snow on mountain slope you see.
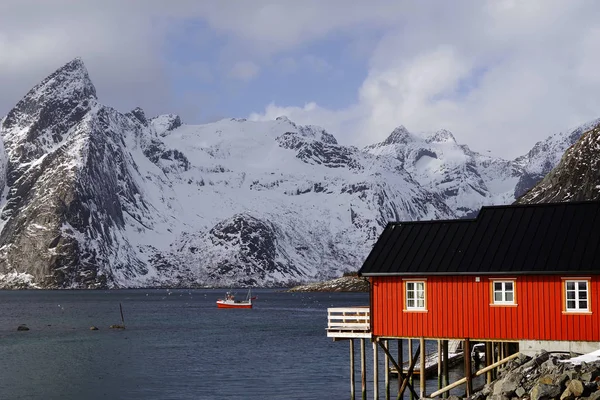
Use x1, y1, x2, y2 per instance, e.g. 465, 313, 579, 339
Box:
0, 57, 596, 289
0, 59, 453, 288
512, 118, 600, 199
366, 126, 519, 217
517, 122, 600, 204
365, 119, 600, 217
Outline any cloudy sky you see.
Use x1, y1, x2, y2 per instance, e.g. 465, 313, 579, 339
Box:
2, 0, 600, 159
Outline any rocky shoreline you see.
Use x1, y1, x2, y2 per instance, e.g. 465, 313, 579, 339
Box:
466, 350, 600, 400
287, 275, 369, 292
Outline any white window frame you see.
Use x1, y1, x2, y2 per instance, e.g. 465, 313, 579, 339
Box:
564, 279, 590, 313
405, 280, 426, 311
492, 280, 516, 305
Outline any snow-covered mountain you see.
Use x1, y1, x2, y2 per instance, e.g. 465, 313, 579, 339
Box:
0, 58, 596, 288
517, 123, 600, 203
365, 120, 599, 217
0, 59, 454, 288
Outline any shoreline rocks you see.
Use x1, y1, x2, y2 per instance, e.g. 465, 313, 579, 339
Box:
472, 350, 600, 400
287, 275, 369, 292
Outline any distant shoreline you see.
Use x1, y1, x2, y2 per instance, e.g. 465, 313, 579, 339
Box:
286, 275, 369, 292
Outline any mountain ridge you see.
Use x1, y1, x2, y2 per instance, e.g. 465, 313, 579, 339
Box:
0, 58, 597, 288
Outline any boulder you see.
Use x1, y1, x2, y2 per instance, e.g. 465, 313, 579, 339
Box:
530, 383, 562, 400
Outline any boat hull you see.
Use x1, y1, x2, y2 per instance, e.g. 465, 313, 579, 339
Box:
216, 300, 252, 309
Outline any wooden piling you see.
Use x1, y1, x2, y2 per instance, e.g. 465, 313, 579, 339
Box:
384, 340, 390, 400
464, 338, 473, 397
361, 339, 366, 400
485, 342, 492, 385
408, 339, 413, 400
397, 339, 403, 399
442, 340, 449, 398
437, 340, 442, 391
350, 339, 355, 400
420, 338, 426, 399
373, 340, 379, 400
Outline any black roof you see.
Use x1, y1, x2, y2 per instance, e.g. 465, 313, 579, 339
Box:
358, 201, 600, 276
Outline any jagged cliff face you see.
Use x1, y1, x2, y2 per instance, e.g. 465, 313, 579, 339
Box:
517, 124, 600, 204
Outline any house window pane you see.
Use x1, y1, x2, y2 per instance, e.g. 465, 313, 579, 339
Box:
492, 280, 516, 305
406, 281, 426, 310
565, 280, 590, 312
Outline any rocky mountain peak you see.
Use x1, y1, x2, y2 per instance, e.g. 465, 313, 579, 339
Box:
517, 123, 600, 204
382, 125, 413, 146
128, 107, 148, 126
426, 129, 456, 144
2, 57, 97, 135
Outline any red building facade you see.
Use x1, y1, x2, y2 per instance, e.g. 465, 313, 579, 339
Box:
359, 201, 600, 344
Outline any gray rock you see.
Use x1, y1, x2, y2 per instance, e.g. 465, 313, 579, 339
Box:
494, 372, 523, 396
17, 324, 29, 331
582, 370, 600, 382
515, 387, 527, 397
530, 383, 562, 400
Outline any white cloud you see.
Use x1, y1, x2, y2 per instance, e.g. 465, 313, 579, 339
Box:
228, 61, 260, 81
3, 1, 600, 159
249, 0, 600, 159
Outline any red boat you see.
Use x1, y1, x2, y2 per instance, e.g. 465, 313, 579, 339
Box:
216, 289, 254, 309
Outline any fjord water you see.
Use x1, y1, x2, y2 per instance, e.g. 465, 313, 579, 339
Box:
0, 289, 367, 399
0, 289, 476, 399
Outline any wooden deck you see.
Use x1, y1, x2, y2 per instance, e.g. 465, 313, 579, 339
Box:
326, 307, 371, 338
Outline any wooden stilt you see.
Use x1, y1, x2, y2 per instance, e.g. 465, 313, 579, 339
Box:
408, 339, 413, 400
377, 340, 419, 400
437, 340, 442, 391
399, 343, 421, 400
397, 339, 403, 399
442, 340, 449, 398
384, 340, 390, 400
430, 352, 520, 398
464, 338, 473, 397
485, 342, 492, 385
350, 339, 355, 400
373, 340, 379, 400
361, 339, 366, 400
420, 338, 426, 399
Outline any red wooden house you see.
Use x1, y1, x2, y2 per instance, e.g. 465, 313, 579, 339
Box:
358, 201, 600, 355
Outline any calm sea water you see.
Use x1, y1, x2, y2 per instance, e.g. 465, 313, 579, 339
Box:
0, 289, 478, 399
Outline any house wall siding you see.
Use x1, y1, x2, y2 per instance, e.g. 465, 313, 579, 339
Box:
371, 275, 600, 341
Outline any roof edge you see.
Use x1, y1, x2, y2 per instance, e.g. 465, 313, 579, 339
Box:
360, 271, 600, 277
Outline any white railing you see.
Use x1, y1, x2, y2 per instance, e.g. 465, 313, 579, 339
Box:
327, 307, 371, 338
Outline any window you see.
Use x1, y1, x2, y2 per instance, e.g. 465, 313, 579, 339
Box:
492, 280, 515, 305
405, 281, 426, 310
565, 280, 589, 312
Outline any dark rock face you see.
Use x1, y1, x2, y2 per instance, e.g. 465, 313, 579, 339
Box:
206, 213, 299, 285
517, 124, 600, 204
0, 58, 158, 288
276, 132, 361, 170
